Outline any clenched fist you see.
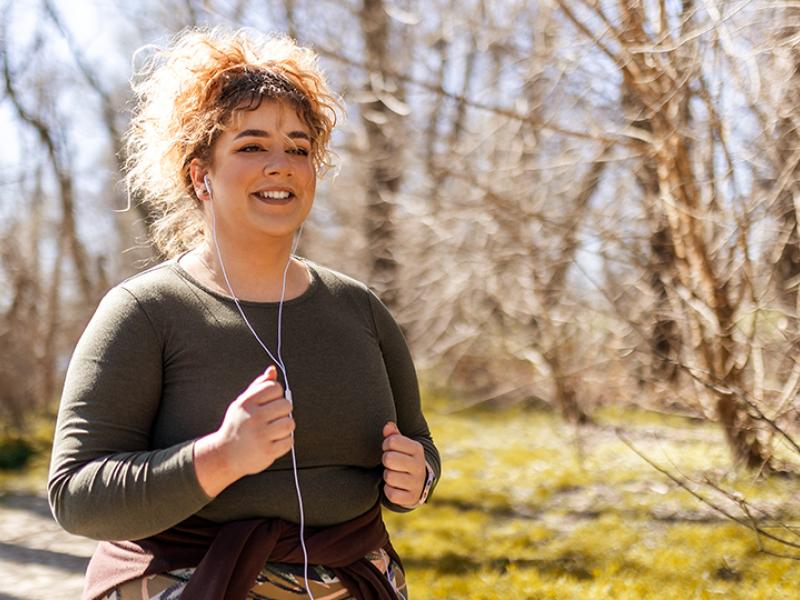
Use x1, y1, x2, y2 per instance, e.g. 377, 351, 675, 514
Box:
381, 421, 427, 508
194, 365, 295, 496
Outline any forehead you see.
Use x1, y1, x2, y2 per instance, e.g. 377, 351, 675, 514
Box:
224, 100, 309, 134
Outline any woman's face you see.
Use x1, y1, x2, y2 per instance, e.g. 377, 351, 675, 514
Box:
198, 100, 316, 246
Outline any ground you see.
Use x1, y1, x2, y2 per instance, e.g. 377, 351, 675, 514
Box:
0, 492, 95, 599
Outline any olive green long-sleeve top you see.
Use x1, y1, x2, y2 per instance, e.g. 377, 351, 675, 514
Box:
48, 257, 440, 541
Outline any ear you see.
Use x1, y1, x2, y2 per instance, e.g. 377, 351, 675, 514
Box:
189, 159, 210, 201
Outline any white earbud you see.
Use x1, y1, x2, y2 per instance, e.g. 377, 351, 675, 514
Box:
203, 175, 213, 197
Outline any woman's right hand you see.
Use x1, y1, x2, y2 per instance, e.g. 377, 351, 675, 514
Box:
193, 365, 295, 497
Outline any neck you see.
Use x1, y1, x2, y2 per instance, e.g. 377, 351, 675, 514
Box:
195, 235, 306, 302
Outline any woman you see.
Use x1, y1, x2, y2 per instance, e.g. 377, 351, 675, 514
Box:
48, 26, 439, 600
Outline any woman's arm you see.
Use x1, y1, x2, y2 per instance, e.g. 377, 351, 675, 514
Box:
48, 287, 213, 541
367, 291, 441, 511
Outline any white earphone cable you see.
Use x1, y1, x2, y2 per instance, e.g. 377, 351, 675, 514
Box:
205, 177, 314, 599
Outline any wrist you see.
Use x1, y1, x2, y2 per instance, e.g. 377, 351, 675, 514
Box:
193, 431, 240, 498
409, 460, 435, 508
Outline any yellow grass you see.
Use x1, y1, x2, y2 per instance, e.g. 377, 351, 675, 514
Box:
386, 406, 800, 599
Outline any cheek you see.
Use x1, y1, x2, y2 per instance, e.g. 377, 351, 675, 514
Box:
302, 168, 317, 196
216, 161, 249, 187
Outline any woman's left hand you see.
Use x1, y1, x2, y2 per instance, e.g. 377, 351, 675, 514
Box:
381, 421, 427, 508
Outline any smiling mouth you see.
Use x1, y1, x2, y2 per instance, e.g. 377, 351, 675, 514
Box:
252, 190, 294, 205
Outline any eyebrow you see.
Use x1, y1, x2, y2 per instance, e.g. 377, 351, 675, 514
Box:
233, 129, 311, 142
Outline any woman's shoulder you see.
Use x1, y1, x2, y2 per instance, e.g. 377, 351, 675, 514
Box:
301, 259, 398, 328
122, 256, 187, 290
302, 258, 387, 313
101, 258, 188, 310
302, 258, 372, 296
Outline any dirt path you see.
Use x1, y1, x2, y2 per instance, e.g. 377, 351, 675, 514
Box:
0, 492, 96, 599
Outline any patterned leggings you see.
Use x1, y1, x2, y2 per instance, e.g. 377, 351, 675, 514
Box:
104, 548, 407, 600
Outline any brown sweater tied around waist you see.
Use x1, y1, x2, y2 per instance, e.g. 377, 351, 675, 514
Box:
83, 502, 401, 600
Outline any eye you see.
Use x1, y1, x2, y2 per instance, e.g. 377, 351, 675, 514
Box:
238, 144, 263, 153
288, 147, 310, 156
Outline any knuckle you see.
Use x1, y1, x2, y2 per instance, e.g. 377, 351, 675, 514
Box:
256, 383, 282, 399
269, 398, 290, 414
274, 438, 292, 454
265, 401, 289, 419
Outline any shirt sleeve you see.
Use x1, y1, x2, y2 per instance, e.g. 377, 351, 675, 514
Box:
366, 290, 441, 512
47, 286, 212, 541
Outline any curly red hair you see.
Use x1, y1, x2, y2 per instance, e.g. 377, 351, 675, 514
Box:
124, 27, 341, 257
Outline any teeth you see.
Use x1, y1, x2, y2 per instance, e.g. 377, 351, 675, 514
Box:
256, 190, 291, 200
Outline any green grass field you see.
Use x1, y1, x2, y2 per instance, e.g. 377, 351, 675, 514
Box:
385, 406, 800, 599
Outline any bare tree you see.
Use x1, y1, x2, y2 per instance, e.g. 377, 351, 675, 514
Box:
358, 0, 407, 308
554, 0, 794, 468
1, 14, 96, 306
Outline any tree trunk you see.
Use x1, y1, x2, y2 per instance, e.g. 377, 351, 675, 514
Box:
359, 0, 403, 308
717, 391, 769, 470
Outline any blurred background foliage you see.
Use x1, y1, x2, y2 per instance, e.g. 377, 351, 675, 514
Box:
1, 0, 800, 597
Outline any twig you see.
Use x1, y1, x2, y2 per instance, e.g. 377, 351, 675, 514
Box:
617, 428, 800, 556
313, 45, 612, 143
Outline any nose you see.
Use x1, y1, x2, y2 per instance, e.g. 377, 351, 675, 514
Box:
263, 151, 292, 177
